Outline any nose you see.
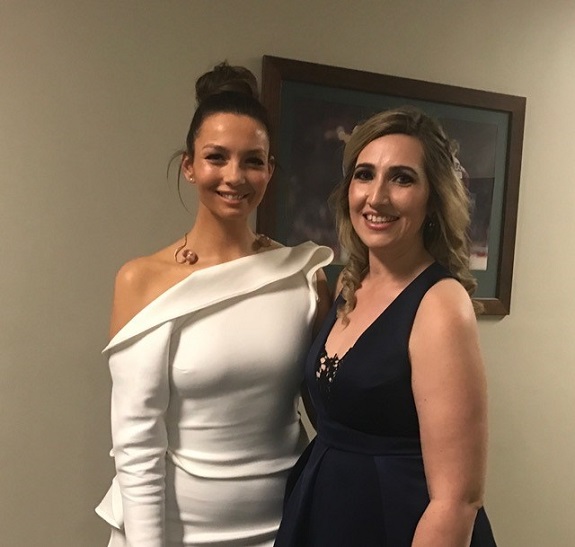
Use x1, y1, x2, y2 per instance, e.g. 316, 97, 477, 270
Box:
223, 161, 244, 186
366, 179, 389, 206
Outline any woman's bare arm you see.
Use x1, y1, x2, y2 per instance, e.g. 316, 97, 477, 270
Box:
409, 279, 488, 547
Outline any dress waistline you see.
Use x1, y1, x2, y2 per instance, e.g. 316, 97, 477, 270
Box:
316, 418, 422, 456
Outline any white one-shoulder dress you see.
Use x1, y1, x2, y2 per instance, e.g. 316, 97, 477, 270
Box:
96, 242, 333, 547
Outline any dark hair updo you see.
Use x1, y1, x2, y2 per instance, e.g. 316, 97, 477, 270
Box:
184, 61, 272, 158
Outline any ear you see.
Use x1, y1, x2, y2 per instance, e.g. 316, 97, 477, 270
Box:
181, 153, 195, 183
267, 155, 276, 179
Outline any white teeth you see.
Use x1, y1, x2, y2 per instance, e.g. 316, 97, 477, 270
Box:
365, 214, 396, 223
218, 191, 246, 200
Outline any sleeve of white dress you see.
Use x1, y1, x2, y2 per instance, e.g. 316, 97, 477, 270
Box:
108, 322, 172, 547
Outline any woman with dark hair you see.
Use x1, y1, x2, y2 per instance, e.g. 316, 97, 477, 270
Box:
95, 62, 332, 547
275, 107, 496, 546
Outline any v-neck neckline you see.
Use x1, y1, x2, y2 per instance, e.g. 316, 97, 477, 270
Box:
323, 262, 437, 362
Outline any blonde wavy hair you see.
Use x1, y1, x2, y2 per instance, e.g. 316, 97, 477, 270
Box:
331, 106, 481, 323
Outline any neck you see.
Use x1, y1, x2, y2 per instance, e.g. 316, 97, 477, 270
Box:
185, 210, 258, 262
366, 243, 433, 282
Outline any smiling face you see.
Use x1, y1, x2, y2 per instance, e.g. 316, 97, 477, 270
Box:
348, 133, 430, 257
182, 112, 274, 221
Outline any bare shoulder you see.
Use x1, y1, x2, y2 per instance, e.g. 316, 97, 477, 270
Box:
115, 256, 156, 292
416, 277, 477, 331
410, 276, 486, 414
410, 276, 483, 380
109, 254, 169, 339
410, 277, 481, 372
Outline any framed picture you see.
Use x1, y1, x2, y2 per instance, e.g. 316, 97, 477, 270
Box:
257, 55, 526, 316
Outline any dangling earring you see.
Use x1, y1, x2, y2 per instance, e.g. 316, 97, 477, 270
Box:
424, 214, 436, 236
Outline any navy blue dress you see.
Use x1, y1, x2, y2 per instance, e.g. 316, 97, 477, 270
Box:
274, 263, 496, 546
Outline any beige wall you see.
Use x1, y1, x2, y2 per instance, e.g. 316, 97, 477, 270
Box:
1, 1, 573, 545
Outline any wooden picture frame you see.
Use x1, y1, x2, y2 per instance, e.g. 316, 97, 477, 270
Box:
257, 55, 526, 315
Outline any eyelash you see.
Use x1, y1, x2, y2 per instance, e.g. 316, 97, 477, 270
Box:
393, 173, 414, 185
206, 153, 225, 162
352, 169, 373, 181
205, 154, 265, 167
352, 170, 415, 185
246, 157, 265, 166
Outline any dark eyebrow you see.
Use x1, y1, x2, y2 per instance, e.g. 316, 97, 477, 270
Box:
201, 144, 266, 155
244, 148, 268, 156
354, 162, 374, 170
202, 144, 226, 151
354, 163, 419, 176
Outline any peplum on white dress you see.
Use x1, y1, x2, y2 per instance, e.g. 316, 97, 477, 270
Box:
95, 242, 333, 547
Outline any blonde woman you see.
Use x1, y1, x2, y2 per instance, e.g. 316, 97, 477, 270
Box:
275, 107, 496, 546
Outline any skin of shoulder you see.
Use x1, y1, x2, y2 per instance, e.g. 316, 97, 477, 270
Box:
409, 278, 488, 543
109, 255, 167, 339
107, 238, 296, 340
